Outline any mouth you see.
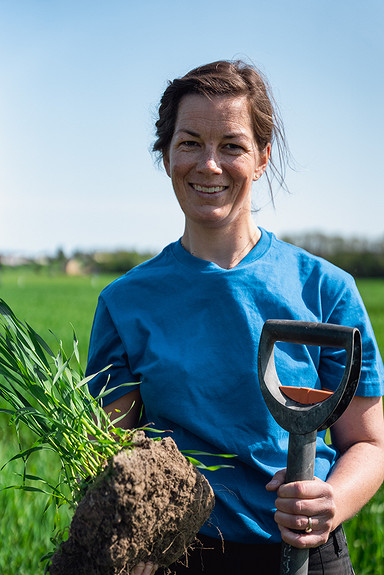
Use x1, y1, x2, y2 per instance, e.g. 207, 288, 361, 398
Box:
191, 184, 228, 194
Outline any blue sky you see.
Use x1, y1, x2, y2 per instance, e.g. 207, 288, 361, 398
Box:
1, 0, 383, 256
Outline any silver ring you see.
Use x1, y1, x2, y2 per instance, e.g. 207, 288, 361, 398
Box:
305, 516, 313, 533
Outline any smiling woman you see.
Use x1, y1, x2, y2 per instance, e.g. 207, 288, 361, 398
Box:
85, 60, 384, 575
152, 60, 286, 270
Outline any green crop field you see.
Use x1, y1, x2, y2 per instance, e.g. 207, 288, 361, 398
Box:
0, 270, 383, 574
0, 269, 120, 574
0, 268, 120, 366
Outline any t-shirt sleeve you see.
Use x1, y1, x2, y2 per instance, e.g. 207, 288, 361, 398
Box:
319, 275, 384, 397
86, 296, 140, 405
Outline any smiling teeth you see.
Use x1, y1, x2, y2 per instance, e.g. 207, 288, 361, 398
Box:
193, 184, 226, 194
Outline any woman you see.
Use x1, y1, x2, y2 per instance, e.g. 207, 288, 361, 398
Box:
86, 61, 384, 575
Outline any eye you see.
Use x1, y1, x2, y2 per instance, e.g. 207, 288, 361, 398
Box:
180, 140, 199, 148
224, 143, 245, 152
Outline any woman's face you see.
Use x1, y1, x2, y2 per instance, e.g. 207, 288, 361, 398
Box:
163, 94, 270, 231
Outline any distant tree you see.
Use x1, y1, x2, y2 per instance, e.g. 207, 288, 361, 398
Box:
282, 233, 384, 278
89, 250, 155, 274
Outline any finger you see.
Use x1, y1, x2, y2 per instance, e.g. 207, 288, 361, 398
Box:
132, 563, 146, 575
144, 563, 158, 575
279, 524, 328, 549
275, 490, 336, 525
275, 509, 318, 533
265, 468, 287, 491
275, 493, 313, 516
275, 510, 333, 549
132, 563, 158, 575
277, 476, 333, 499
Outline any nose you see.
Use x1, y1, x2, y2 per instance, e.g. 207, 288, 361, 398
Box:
197, 147, 222, 174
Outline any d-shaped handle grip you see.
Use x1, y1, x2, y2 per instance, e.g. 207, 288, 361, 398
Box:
258, 320, 361, 434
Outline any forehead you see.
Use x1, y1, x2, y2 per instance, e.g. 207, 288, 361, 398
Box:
174, 94, 253, 136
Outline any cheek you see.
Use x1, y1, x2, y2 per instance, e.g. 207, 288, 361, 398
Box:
230, 160, 257, 184
170, 157, 193, 180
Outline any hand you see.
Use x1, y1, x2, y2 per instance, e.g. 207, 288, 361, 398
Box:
266, 469, 336, 548
131, 562, 158, 575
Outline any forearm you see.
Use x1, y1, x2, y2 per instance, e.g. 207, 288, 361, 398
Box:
103, 388, 143, 430
327, 395, 384, 529
327, 438, 384, 529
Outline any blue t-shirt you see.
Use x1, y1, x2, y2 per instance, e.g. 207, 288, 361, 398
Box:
86, 229, 384, 543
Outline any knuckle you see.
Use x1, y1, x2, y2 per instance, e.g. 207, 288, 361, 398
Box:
293, 498, 305, 515
274, 510, 279, 522
329, 500, 337, 517
298, 516, 309, 530
294, 481, 308, 498
319, 534, 328, 545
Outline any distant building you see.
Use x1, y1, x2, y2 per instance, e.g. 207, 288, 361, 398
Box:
65, 259, 85, 276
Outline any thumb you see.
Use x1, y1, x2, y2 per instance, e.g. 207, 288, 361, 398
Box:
265, 468, 286, 491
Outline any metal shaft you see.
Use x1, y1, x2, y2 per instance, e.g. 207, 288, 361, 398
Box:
280, 430, 317, 575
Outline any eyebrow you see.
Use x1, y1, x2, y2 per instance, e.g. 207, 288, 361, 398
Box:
175, 129, 248, 139
176, 129, 200, 137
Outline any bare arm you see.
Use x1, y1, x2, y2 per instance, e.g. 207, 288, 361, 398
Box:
327, 395, 384, 526
104, 388, 143, 430
266, 395, 384, 548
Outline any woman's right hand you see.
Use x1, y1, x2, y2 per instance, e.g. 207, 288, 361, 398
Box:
132, 561, 158, 575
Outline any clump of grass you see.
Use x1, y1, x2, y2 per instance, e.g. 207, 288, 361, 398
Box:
0, 299, 138, 502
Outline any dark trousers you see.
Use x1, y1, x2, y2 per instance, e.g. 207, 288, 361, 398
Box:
159, 526, 355, 574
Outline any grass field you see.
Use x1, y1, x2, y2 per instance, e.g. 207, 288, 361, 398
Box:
0, 269, 120, 574
0, 268, 120, 365
0, 269, 383, 574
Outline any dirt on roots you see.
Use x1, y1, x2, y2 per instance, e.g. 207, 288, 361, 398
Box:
49, 432, 215, 575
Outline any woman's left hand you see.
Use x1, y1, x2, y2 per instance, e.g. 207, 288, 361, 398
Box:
266, 470, 336, 548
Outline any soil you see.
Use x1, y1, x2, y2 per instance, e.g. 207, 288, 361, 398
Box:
49, 431, 215, 574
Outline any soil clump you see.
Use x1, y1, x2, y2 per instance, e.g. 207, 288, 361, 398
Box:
49, 432, 215, 574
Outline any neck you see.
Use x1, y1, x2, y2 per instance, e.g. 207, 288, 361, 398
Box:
181, 220, 261, 269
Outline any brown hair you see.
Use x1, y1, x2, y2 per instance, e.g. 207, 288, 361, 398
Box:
153, 60, 290, 195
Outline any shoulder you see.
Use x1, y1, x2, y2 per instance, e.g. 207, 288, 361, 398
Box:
268, 232, 355, 287
260, 230, 361, 319
100, 242, 178, 301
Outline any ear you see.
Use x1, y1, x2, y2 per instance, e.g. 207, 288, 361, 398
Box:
253, 142, 271, 181
163, 151, 171, 178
